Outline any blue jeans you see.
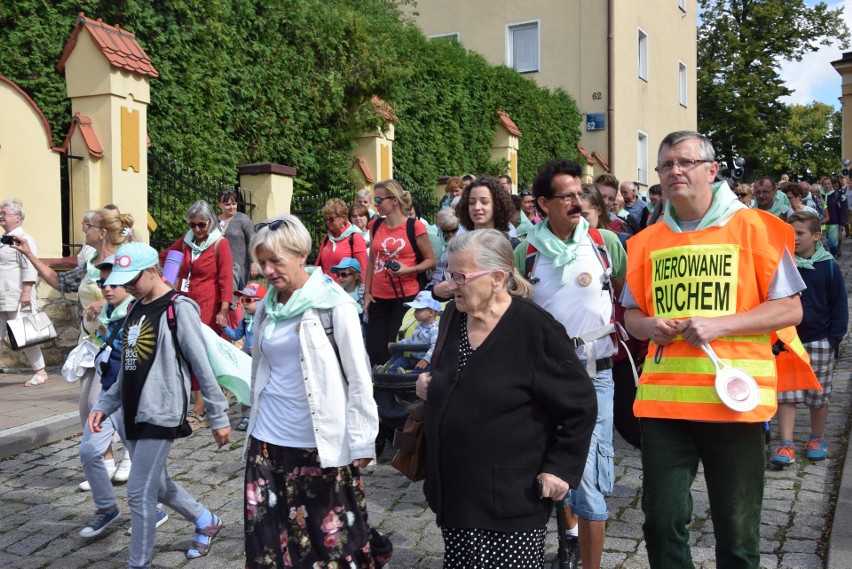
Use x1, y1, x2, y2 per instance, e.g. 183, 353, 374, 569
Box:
567, 367, 614, 521
387, 354, 429, 372
825, 224, 839, 257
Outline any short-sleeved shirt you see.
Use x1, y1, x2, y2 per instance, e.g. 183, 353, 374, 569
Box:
369, 218, 428, 299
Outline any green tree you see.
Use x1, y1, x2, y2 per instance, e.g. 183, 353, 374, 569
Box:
698, 0, 848, 170
757, 101, 841, 180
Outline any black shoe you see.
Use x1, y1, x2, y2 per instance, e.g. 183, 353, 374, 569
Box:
551, 534, 579, 569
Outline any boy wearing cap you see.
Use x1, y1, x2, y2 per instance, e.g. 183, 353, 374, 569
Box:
379, 291, 440, 373
87, 242, 231, 567
331, 257, 365, 313
223, 282, 266, 431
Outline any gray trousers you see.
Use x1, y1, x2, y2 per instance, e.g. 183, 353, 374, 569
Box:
78, 369, 101, 427
79, 407, 124, 510
125, 438, 205, 569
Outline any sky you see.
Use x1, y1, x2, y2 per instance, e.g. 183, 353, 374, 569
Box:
777, 0, 852, 108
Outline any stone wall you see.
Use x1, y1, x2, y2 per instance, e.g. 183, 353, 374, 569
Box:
0, 280, 81, 371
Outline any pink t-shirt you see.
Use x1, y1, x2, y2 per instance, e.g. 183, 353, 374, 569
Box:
369, 218, 427, 299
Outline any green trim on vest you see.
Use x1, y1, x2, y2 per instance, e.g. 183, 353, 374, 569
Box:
645, 356, 776, 377
636, 384, 776, 406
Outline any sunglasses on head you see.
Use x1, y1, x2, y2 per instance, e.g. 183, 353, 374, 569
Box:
254, 219, 287, 232
188, 221, 208, 229
96, 279, 124, 290
519, 190, 533, 197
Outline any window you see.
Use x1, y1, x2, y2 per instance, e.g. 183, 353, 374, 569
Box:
637, 131, 649, 185
428, 32, 460, 42
638, 28, 648, 81
679, 0, 686, 12
506, 21, 540, 73
679, 61, 688, 107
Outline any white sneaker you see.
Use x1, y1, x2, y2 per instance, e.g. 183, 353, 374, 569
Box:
112, 457, 132, 483
78, 464, 117, 492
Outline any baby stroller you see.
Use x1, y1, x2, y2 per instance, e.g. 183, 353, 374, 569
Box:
372, 309, 435, 456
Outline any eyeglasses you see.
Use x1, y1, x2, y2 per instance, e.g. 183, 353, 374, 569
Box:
0, 212, 20, 218
96, 279, 124, 290
374, 196, 394, 205
83, 223, 102, 231
549, 192, 583, 202
336, 271, 354, 278
123, 271, 145, 289
239, 296, 260, 304
655, 159, 712, 174
752, 190, 772, 196
324, 215, 339, 223
443, 269, 495, 285
187, 221, 209, 229
442, 228, 458, 238
735, 193, 748, 198
254, 219, 287, 232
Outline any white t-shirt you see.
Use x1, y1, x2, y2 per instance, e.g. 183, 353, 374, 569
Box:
253, 317, 316, 448
529, 238, 614, 361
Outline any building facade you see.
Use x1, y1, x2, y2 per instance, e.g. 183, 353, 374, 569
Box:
409, 0, 697, 187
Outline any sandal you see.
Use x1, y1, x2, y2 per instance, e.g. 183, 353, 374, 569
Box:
23, 373, 49, 387
186, 514, 223, 559
186, 411, 209, 432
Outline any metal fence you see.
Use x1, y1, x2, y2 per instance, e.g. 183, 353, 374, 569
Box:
147, 148, 255, 250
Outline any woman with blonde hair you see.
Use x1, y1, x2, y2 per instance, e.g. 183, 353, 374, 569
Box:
365, 179, 436, 365
416, 229, 596, 568
244, 215, 381, 568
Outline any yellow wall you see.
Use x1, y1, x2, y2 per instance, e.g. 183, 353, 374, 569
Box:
0, 81, 63, 257
63, 30, 151, 244
408, 0, 697, 185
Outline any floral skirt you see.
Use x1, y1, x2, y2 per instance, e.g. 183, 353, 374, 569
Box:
244, 437, 374, 569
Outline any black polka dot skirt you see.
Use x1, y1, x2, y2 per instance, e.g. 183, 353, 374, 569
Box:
441, 526, 546, 568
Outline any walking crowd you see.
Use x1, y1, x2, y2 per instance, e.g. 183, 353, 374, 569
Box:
2, 129, 848, 569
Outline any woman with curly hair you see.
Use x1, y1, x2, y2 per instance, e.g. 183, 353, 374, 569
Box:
315, 198, 368, 278
455, 176, 515, 235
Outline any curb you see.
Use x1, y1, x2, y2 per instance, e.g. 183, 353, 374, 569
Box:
0, 411, 80, 459
828, 425, 852, 569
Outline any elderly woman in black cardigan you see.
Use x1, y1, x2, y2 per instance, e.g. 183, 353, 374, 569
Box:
416, 229, 596, 568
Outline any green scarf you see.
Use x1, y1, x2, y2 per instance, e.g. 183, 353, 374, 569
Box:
262, 267, 357, 339
93, 296, 133, 345
85, 251, 101, 282
795, 241, 834, 270
326, 222, 359, 252
515, 211, 535, 238
183, 227, 223, 255
663, 181, 745, 232
768, 192, 791, 217
524, 217, 589, 285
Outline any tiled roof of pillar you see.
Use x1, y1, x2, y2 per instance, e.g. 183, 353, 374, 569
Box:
354, 157, 375, 184
372, 96, 398, 122
57, 13, 159, 78
498, 110, 522, 137
577, 144, 596, 165
61, 113, 104, 158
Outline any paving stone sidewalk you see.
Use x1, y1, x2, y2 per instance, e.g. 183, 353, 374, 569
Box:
1, 265, 851, 568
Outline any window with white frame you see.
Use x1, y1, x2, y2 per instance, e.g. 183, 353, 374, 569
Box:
638, 28, 648, 81
679, 61, 688, 107
428, 32, 460, 41
506, 21, 540, 73
637, 131, 649, 185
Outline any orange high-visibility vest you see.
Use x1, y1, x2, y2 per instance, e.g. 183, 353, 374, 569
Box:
625, 208, 810, 423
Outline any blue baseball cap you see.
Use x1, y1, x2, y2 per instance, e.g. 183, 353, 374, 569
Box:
331, 258, 362, 274
405, 291, 441, 312
104, 242, 159, 286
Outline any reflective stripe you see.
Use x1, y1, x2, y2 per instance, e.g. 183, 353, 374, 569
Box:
716, 334, 770, 344
636, 384, 776, 406
645, 356, 776, 378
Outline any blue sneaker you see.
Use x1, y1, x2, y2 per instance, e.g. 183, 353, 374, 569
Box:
125, 503, 169, 535
79, 506, 120, 538
770, 441, 795, 467
806, 435, 827, 461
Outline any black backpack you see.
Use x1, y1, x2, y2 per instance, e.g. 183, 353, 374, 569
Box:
371, 217, 428, 290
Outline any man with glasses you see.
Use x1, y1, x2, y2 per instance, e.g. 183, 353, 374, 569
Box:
622, 131, 807, 568
821, 176, 848, 257
753, 176, 790, 218
514, 159, 626, 569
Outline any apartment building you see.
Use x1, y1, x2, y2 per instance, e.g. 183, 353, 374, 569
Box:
409, 0, 697, 186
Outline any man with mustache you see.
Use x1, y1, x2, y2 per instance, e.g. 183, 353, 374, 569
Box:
514, 159, 627, 569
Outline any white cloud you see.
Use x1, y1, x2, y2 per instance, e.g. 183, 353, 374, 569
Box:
778, 0, 852, 108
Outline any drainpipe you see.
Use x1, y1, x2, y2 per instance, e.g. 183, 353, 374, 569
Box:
607, 0, 614, 172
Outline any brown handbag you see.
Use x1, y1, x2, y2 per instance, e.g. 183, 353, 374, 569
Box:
390, 302, 455, 482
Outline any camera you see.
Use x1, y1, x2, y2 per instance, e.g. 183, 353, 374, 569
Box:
0, 234, 18, 246
384, 259, 400, 272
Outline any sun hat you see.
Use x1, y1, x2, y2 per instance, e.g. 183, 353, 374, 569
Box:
330, 258, 362, 274
103, 242, 159, 286
404, 291, 441, 312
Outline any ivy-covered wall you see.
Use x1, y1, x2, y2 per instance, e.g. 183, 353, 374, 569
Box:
0, 0, 581, 192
